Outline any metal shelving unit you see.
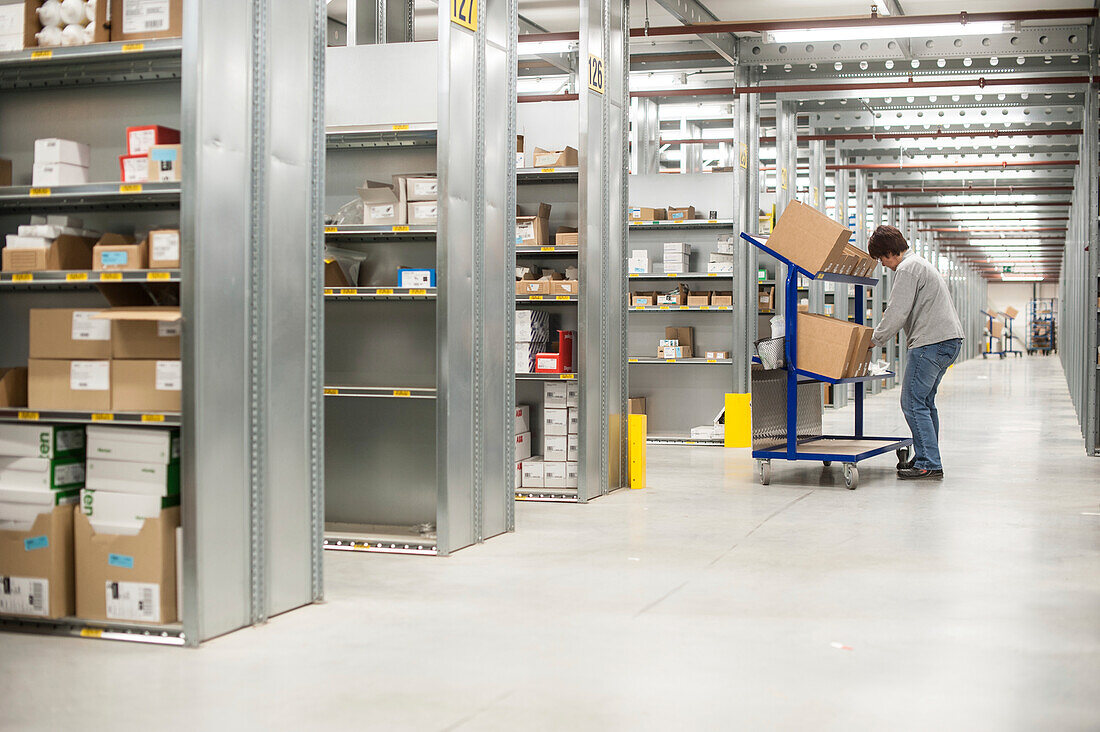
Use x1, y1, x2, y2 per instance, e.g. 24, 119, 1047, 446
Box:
0, 1, 324, 646
321, 6, 514, 553
1028, 299, 1057, 355
512, 0, 628, 502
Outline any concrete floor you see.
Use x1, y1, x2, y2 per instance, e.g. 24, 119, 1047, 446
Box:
3, 355, 1099, 730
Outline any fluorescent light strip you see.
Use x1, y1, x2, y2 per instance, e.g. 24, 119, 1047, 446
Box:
768, 21, 1006, 43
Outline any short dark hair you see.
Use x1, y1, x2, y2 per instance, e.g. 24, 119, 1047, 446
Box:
867, 225, 909, 258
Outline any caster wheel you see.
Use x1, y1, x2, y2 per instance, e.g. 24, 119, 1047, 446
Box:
757, 459, 771, 486
823, 461, 832, 467
843, 463, 859, 490
895, 446, 911, 470
982, 353, 987, 359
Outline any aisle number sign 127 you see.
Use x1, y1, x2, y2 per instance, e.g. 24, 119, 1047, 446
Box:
588, 54, 605, 94
451, 0, 477, 31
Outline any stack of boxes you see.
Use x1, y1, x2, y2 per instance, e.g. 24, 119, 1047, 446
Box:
709, 235, 736, 273
517, 382, 579, 491
628, 249, 650, 274
81, 426, 179, 535
33, 138, 89, 187
2, 214, 98, 273
515, 310, 550, 374
119, 125, 181, 183
26, 306, 182, 413
358, 174, 438, 227
658, 326, 694, 359
663, 242, 688, 274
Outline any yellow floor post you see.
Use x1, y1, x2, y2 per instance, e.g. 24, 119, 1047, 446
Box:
628, 414, 647, 489
724, 393, 751, 448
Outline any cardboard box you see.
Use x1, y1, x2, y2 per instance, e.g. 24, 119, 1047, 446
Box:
516, 135, 525, 168
657, 284, 688, 306
543, 381, 568, 408
544, 435, 567, 463
0, 368, 28, 409
28, 359, 111, 412
768, 201, 852, 276
532, 146, 578, 168
358, 180, 405, 226
127, 126, 180, 157
632, 292, 657, 307
565, 461, 579, 488
407, 200, 438, 225
146, 229, 180, 269
324, 259, 349, 287
110, 0, 183, 41
0, 157, 11, 187
87, 426, 177, 464
845, 326, 875, 378
514, 405, 531, 434
30, 308, 111, 359
93, 233, 145, 271
516, 279, 549, 296
1, 234, 95, 273
0, 457, 84, 492
514, 431, 532, 462
628, 258, 650, 274
33, 138, 90, 168
550, 280, 579, 296
535, 352, 567, 373
758, 285, 775, 311
111, 360, 181, 413
628, 397, 646, 415
687, 292, 710, 307
515, 340, 548, 373
796, 313, 861, 380
665, 326, 695, 358
567, 407, 578, 434
32, 162, 88, 187
516, 310, 550, 342
629, 207, 667, 222
0, 505, 74, 619
147, 144, 181, 182
398, 268, 435, 288
74, 506, 179, 624
99, 307, 181, 359
567, 435, 579, 462
555, 227, 578, 247
119, 155, 150, 183
0, 424, 84, 460
516, 203, 551, 246
544, 461, 567, 486
705, 351, 730, 359
1004, 306, 1019, 320
667, 206, 696, 222
521, 457, 544, 488
712, 291, 733, 307
400, 175, 438, 202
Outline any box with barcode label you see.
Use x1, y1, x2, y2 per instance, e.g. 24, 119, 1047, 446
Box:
28, 359, 112, 412
29, 309, 111, 360
74, 505, 178, 624
146, 229, 180, 269
102, 307, 182, 359
111, 360, 181, 413
0, 505, 75, 619
110, 0, 183, 42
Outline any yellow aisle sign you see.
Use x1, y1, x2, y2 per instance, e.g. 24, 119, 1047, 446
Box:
588, 55, 605, 94
451, 0, 477, 31
739, 143, 748, 169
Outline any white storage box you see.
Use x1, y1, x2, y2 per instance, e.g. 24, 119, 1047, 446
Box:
567, 434, 579, 462
544, 461, 567, 488
34, 139, 91, 168
32, 163, 89, 187
521, 457, 544, 488
85, 459, 177, 497
544, 435, 567, 462
514, 431, 532, 462
543, 381, 567, 408
544, 408, 568, 436
86, 426, 179, 465
514, 405, 531, 433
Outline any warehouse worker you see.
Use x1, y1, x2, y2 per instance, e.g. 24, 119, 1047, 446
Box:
868, 225, 965, 481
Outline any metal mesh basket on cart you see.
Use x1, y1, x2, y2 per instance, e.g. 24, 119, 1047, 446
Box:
755, 337, 785, 369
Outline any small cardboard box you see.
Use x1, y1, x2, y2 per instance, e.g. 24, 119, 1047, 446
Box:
1, 234, 95, 273
656, 284, 688, 306
532, 146, 578, 168
514, 405, 531, 434
74, 506, 179, 624
516, 135, 525, 168
110, 0, 183, 41
31, 162, 88, 187
0, 505, 75, 619
629, 207, 667, 222
686, 292, 710, 307
667, 206, 696, 222
93, 233, 145, 271
1004, 306, 1019, 320
407, 200, 438, 225
711, 291, 733, 307
100, 307, 181, 359
543, 381, 568, 407
398, 268, 435, 288
28, 359, 111, 412
516, 203, 551, 246
628, 398, 646, 415
0, 157, 11, 187
758, 285, 775, 311
119, 155, 150, 183
566, 383, 579, 408
705, 351, 731, 359
0, 368, 28, 408
796, 313, 861, 380
632, 292, 657, 307
515, 432, 532, 461
534, 353, 566, 373
521, 457, 544, 488
550, 280, 579, 296
30, 308, 111, 360
127, 126, 180, 157
665, 326, 695, 358
991, 320, 1004, 338
324, 259, 349, 287
845, 326, 875, 378
400, 176, 438, 202
111, 360, 181, 413
358, 180, 405, 226
544, 436, 568, 463
544, 461, 567, 486
33, 138, 90, 168
555, 227, 579, 247
147, 145, 182, 182
516, 279, 549, 296
146, 229, 180, 269
768, 201, 852, 276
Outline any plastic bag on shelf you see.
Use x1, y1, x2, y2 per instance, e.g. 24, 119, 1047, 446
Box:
770, 315, 784, 339
330, 198, 364, 226
324, 246, 368, 286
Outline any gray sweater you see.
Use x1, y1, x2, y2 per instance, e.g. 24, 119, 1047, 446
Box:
872, 252, 965, 349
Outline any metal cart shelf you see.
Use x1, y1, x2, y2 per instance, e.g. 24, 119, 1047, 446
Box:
741, 233, 912, 489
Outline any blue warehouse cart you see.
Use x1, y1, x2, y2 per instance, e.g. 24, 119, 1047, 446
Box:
742, 233, 913, 489
980, 309, 1008, 359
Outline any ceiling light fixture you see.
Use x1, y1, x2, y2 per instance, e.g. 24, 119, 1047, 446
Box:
768, 21, 1005, 43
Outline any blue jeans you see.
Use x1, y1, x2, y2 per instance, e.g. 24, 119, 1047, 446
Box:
900, 338, 962, 471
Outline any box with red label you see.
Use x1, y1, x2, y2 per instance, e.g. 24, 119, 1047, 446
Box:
534, 352, 565, 373
126, 126, 180, 156
119, 155, 149, 183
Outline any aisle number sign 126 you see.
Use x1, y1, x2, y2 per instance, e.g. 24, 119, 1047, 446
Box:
451, 0, 477, 31
588, 54, 605, 94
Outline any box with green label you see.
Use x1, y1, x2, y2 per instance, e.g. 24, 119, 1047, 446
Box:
0, 504, 75, 619
0, 424, 85, 460
0, 456, 85, 491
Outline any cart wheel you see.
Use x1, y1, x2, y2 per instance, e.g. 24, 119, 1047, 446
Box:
1000, 353, 1006, 360
982, 353, 987, 359
822, 461, 832, 467
843, 463, 859, 490
895, 446, 911, 469
757, 459, 771, 486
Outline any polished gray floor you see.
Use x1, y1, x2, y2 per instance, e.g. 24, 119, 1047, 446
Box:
3, 355, 1099, 730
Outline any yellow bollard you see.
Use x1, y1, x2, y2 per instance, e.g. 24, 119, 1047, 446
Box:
628, 414, 647, 490
724, 393, 752, 448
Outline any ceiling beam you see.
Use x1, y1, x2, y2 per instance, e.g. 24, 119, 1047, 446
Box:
650, 0, 738, 66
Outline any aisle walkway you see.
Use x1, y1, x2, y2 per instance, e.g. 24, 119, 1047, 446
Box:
3, 357, 1099, 731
